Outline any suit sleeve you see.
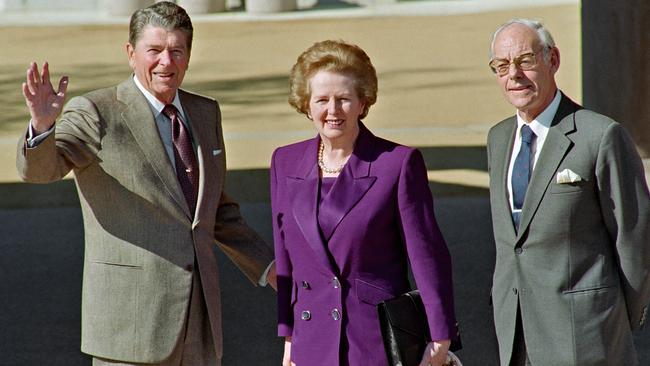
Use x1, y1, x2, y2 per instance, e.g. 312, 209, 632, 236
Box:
596, 122, 650, 329
270, 149, 294, 337
212, 108, 274, 285
213, 192, 274, 284
16, 96, 102, 183
397, 148, 458, 341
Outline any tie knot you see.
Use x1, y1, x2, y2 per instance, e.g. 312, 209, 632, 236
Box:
163, 104, 179, 119
520, 125, 535, 144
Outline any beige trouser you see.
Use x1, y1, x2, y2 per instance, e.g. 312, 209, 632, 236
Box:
93, 267, 217, 366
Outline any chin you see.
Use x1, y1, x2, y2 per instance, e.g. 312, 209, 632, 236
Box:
321, 131, 346, 140
508, 97, 534, 110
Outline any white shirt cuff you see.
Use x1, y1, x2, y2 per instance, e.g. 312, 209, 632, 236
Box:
27, 120, 54, 147
258, 260, 275, 287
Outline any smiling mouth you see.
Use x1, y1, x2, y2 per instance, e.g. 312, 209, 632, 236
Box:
325, 119, 344, 126
154, 72, 174, 79
509, 85, 531, 92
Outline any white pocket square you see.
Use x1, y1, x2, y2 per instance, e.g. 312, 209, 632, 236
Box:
556, 169, 582, 184
212, 149, 222, 156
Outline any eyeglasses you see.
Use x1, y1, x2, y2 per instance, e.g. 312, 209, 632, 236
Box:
489, 52, 539, 76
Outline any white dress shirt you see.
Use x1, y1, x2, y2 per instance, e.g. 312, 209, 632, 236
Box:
507, 90, 561, 213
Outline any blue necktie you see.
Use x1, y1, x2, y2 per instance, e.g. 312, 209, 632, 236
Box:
512, 125, 535, 231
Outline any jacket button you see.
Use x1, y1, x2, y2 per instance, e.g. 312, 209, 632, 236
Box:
185, 264, 194, 272
512, 288, 518, 295
331, 308, 341, 321
301, 281, 310, 289
515, 247, 523, 255
301, 311, 311, 321
332, 277, 340, 289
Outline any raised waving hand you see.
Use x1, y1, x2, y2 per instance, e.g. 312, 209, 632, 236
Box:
22, 62, 68, 134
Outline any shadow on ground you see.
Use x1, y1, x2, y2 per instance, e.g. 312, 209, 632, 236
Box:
1, 145, 648, 366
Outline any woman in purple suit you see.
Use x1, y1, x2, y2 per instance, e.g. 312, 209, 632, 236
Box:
271, 40, 458, 366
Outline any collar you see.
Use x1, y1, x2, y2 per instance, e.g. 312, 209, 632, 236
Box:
133, 75, 185, 119
515, 90, 561, 135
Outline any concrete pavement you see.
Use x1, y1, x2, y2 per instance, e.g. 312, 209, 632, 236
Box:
2, 1, 649, 365
3, 175, 650, 365
0, 2, 583, 184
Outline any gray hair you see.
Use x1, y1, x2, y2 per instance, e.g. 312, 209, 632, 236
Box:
129, 1, 193, 51
489, 18, 556, 62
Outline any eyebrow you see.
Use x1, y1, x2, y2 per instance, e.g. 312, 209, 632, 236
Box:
492, 52, 536, 61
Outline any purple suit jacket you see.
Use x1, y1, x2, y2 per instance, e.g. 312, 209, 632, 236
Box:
271, 124, 458, 366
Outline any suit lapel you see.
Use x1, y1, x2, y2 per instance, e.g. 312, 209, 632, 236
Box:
179, 90, 221, 225
318, 125, 376, 241
117, 78, 191, 219
288, 137, 336, 275
493, 117, 518, 240
517, 95, 578, 241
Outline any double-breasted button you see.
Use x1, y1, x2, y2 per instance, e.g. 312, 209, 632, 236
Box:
301, 281, 310, 289
301, 311, 311, 321
332, 277, 340, 289
515, 247, 523, 255
512, 288, 518, 295
331, 308, 341, 321
185, 264, 194, 272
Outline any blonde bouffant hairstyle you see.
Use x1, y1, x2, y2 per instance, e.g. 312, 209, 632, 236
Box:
288, 40, 378, 120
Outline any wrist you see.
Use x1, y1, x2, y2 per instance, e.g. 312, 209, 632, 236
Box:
31, 120, 55, 135
432, 339, 450, 352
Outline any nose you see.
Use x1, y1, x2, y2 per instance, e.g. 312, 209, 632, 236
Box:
326, 98, 339, 114
158, 50, 172, 65
507, 62, 523, 79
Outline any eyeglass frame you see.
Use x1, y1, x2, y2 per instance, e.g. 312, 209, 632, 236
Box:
488, 47, 549, 76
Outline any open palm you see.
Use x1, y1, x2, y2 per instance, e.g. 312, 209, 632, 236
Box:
22, 61, 68, 134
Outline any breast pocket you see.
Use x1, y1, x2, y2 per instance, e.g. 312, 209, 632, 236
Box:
550, 166, 591, 194
550, 180, 589, 194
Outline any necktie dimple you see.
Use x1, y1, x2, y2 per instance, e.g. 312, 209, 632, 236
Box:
512, 124, 535, 231
163, 104, 199, 215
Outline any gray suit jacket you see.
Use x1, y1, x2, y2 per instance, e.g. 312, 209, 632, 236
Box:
487, 94, 650, 365
16, 78, 274, 364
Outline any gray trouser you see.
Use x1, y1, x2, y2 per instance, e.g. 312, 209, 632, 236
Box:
509, 304, 532, 366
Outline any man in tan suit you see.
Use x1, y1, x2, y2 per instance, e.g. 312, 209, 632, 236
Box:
16, 2, 275, 365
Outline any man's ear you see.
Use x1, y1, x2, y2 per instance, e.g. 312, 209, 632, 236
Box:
126, 43, 135, 69
550, 47, 560, 74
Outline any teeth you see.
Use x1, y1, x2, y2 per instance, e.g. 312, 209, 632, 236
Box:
326, 120, 343, 125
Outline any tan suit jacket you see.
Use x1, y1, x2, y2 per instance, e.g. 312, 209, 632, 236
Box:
16, 78, 274, 364
487, 94, 650, 365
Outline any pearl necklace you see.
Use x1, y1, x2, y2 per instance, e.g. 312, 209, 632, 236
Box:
318, 141, 345, 174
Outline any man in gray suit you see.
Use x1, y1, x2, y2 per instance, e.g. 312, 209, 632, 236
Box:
16, 2, 275, 365
486, 19, 650, 365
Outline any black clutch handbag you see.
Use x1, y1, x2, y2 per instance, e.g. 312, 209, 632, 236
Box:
377, 290, 461, 366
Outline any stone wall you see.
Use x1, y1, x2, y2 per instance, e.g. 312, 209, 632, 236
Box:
582, 0, 650, 158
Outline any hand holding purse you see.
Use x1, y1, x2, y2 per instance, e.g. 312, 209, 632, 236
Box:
377, 290, 462, 366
